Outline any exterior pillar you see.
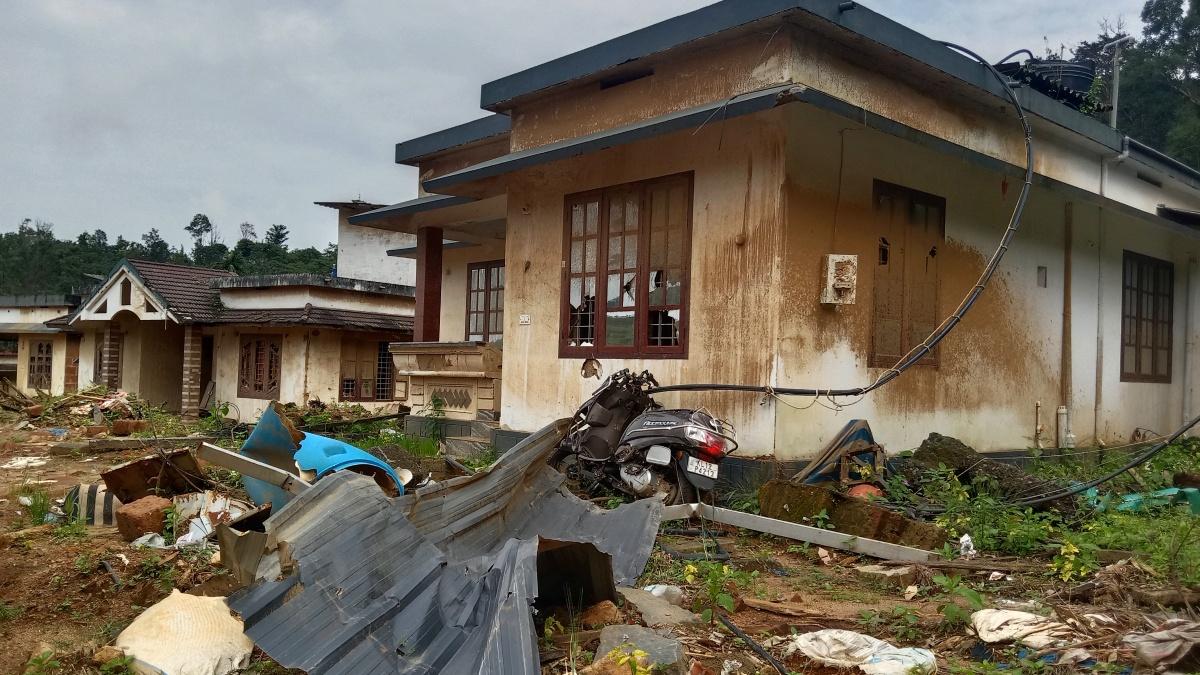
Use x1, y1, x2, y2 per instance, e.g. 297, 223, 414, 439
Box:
181, 324, 202, 418
100, 327, 121, 390
414, 227, 443, 342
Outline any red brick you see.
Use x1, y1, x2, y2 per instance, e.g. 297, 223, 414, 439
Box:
115, 495, 172, 542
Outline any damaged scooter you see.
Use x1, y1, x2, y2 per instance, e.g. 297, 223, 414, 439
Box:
551, 369, 737, 504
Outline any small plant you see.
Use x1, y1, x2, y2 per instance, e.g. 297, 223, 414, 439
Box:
422, 396, 447, 443
684, 561, 757, 623
608, 643, 652, 675
163, 505, 179, 545
932, 574, 984, 628
541, 616, 565, 648
786, 543, 811, 555
460, 446, 501, 471
0, 601, 23, 621
52, 513, 88, 541
605, 496, 625, 510
74, 552, 94, 575
811, 508, 832, 530
24, 651, 60, 675
99, 656, 136, 675
134, 555, 176, 592
15, 485, 51, 526
858, 606, 922, 642
1049, 538, 1098, 582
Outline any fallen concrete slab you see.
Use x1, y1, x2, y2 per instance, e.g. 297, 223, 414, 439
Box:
617, 587, 699, 628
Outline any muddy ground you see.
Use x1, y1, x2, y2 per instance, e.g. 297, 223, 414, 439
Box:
0, 418, 1177, 674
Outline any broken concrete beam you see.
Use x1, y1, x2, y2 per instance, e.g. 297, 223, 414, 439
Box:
593, 625, 685, 675
115, 495, 172, 542
855, 563, 917, 588
617, 587, 699, 628
759, 481, 946, 550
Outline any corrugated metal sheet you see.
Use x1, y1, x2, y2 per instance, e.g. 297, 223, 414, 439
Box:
227, 419, 663, 674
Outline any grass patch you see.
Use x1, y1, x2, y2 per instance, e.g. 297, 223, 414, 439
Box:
0, 601, 23, 621
13, 484, 51, 526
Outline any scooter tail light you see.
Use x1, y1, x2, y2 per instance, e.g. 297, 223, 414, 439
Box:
688, 427, 728, 462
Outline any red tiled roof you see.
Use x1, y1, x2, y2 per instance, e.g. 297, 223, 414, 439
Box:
214, 305, 413, 333
126, 259, 235, 322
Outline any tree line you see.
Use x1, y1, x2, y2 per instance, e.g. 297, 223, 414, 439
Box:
0, 215, 336, 296
1070, 0, 1199, 168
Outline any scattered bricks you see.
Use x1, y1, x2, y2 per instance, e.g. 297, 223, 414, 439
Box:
855, 563, 917, 588
84, 425, 109, 437
580, 600, 622, 628
23, 405, 43, 418
115, 495, 172, 542
111, 419, 150, 436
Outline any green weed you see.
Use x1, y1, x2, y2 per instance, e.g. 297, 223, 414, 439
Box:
23, 651, 60, 675
0, 601, 23, 621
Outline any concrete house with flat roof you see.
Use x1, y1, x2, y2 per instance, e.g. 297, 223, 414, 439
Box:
335, 1, 1200, 458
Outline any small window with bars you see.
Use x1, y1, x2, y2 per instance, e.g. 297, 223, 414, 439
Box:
28, 340, 53, 390
340, 338, 403, 401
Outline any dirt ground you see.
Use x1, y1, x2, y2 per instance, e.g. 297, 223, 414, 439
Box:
0, 417, 1184, 675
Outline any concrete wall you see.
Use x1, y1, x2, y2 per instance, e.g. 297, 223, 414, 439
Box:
336, 210, 417, 286
15, 333, 66, 396
0, 306, 72, 323
209, 326, 402, 421
218, 286, 415, 315
494, 98, 1200, 458
134, 321, 184, 409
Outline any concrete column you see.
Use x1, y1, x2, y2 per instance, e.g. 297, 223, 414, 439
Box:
414, 227, 443, 342
100, 327, 121, 390
181, 324, 202, 418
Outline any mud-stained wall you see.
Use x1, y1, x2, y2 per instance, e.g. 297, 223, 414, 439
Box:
511, 32, 794, 152
134, 321, 184, 410
500, 111, 788, 452
336, 210, 416, 287
209, 326, 401, 421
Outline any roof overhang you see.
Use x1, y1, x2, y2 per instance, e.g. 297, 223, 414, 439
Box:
386, 240, 478, 259
346, 194, 508, 243
394, 114, 512, 166
0, 323, 62, 334
348, 195, 474, 225
425, 83, 801, 195
71, 261, 180, 325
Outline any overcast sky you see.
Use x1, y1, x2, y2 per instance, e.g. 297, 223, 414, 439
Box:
0, 0, 1143, 250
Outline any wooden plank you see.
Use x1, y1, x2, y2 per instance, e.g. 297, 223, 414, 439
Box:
697, 504, 936, 563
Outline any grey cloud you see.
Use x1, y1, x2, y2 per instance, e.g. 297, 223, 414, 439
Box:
0, 0, 1143, 250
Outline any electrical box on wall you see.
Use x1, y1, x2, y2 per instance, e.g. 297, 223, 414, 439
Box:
820, 254, 858, 304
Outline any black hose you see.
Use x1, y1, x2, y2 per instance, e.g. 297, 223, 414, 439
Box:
717, 613, 788, 674
648, 41, 1033, 399
996, 48, 1035, 64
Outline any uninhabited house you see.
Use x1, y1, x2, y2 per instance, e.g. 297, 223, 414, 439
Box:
0, 294, 81, 396
347, 0, 1200, 460
65, 259, 415, 420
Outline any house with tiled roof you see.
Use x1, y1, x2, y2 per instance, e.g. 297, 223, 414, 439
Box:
66, 259, 415, 418
0, 294, 81, 396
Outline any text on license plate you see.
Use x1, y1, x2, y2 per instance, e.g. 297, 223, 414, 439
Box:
686, 456, 719, 479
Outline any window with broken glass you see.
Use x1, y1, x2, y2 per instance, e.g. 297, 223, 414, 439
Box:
466, 261, 504, 344
561, 173, 691, 358
28, 340, 53, 390
237, 334, 282, 399
1121, 251, 1173, 383
340, 338, 403, 401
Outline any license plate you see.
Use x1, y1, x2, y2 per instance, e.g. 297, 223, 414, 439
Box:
686, 456, 719, 479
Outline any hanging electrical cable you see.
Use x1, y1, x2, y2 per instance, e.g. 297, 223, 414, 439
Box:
649, 41, 1032, 399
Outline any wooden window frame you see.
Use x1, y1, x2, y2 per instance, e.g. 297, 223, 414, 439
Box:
1120, 250, 1174, 383
869, 180, 945, 369
465, 260, 505, 343
28, 340, 53, 390
339, 337, 404, 402
559, 172, 693, 359
237, 334, 282, 400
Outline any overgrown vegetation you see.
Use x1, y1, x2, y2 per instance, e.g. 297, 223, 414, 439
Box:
886, 438, 1200, 584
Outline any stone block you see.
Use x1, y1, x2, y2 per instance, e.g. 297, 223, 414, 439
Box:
855, 563, 917, 588
617, 587, 699, 628
115, 495, 172, 542
580, 600, 622, 628
595, 625, 685, 675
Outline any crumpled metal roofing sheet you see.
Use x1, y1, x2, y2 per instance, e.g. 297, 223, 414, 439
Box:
227, 418, 663, 674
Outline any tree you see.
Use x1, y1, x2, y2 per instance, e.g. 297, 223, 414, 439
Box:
141, 228, 171, 261
185, 213, 214, 246
239, 221, 257, 241
264, 223, 289, 247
